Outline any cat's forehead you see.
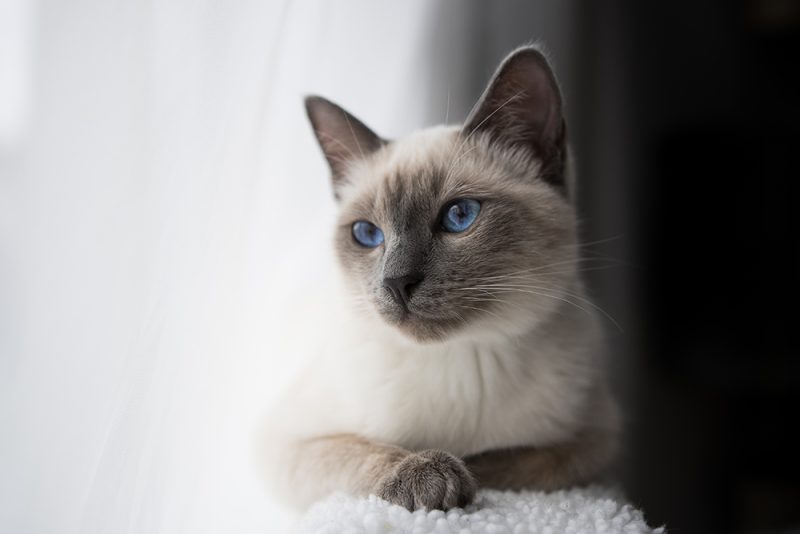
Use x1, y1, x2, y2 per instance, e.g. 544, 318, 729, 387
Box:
380, 126, 462, 171
343, 126, 460, 197
335, 126, 460, 218
338, 125, 544, 219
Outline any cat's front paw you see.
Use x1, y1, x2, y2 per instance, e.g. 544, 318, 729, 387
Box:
375, 449, 476, 511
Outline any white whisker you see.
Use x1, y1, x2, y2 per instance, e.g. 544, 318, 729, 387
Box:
342, 112, 365, 160
460, 304, 505, 322
463, 284, 622, 332
440, 89, 526, 194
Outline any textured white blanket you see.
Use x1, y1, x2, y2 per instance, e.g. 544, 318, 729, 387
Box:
299, 486, 663, 534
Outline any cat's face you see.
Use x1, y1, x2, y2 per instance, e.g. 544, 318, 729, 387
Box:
307, 47, 578, 343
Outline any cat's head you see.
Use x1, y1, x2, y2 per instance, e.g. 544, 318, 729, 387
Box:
306, 46, 579, 343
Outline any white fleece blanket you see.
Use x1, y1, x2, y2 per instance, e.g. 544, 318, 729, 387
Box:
299, 486, 663, 534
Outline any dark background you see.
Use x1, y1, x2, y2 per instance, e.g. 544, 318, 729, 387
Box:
575, 1, 800, 532
442, 0, 800, 532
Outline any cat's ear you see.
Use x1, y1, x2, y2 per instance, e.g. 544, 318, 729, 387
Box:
463, 46, 566, 187
305, 96, 385, 198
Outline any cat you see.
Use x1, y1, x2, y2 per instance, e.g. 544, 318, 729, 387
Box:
261, 45, 620, 512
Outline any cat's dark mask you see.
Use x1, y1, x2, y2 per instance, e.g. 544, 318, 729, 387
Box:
305, 47, 578, 343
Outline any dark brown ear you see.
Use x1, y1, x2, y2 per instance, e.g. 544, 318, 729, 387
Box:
463, 46, 566, 188
304, 96, 385, 198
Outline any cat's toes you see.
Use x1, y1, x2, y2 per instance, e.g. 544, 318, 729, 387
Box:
376, 449, 476, 511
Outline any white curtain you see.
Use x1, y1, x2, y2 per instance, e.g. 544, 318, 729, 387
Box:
0, 1, 576, 533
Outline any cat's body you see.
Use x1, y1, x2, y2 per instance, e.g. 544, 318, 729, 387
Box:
262, 47, 619, 512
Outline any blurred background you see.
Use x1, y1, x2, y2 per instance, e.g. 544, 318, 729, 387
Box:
1, 1, 798, 533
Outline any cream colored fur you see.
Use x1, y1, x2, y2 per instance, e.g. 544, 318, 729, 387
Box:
260, 127, 619, 511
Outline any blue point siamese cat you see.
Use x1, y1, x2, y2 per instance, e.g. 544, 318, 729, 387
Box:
262, 46, 620, 512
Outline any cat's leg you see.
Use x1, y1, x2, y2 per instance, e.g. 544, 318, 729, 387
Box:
463, 427, 617, 491
284, 433, 476, 510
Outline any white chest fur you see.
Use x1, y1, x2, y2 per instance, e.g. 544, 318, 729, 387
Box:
289, 303, 598, 457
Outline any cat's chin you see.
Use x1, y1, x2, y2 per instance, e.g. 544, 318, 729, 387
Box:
379, 308, 513, 346
381, 313, 453, 345
390, 315, 532, 347
367, 297, 538, 346
375, 301, 546, 347
370, 306, 458, 345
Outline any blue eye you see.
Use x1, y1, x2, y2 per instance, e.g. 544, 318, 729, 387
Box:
441, 199, 481, 233
352, 221, 384, 247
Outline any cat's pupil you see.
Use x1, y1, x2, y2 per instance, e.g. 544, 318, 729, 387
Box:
441, 198, 480, 233
352, 220, 385, 247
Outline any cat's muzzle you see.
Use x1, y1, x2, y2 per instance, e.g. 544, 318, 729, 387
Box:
382, 273, 423, 312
